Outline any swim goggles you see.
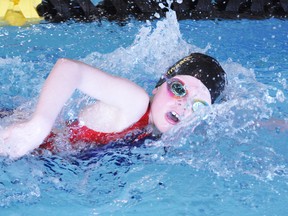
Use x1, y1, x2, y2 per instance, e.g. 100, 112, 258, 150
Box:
167, 78, 187, 98
167, 78, 209, 112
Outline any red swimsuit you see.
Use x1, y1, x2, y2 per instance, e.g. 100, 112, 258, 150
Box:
40, 105, 151, 152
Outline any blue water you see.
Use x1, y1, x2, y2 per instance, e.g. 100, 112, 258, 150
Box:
0, 11, 288, 215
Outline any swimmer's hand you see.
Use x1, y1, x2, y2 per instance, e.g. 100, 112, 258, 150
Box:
259, 119, 288, 133
0, 118, 50, 159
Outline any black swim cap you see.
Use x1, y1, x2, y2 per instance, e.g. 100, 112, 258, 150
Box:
155, 53, 226, 103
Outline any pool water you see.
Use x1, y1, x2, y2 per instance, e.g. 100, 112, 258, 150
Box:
0, 11, 288, 215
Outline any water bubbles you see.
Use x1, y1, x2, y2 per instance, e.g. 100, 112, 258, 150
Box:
276, 73, 287, 89
264, 91, 276, 104
260, 56, 268, 62
268, 65, 275, 71
276, 90, 285, 102
84, 10, 204, 85
154, 12, 160, 18
158, 3, 166, 9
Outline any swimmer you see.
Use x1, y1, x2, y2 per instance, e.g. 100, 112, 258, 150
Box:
0, 53, 226, 159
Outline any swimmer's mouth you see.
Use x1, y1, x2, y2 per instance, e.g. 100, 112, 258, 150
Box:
165, 111, 180, 125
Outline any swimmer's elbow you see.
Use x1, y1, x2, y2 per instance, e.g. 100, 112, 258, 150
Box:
55, 58, 77, 67
54, 58, 82, 75
56, 58, 69, 64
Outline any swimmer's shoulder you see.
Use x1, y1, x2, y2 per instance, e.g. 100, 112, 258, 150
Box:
79, 100, 149, 133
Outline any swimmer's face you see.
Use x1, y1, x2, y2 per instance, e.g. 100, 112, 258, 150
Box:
151, 75, 212, 133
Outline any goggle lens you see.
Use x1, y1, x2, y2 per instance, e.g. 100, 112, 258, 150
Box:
192, 100, 209, 112
167, 79, 187, 98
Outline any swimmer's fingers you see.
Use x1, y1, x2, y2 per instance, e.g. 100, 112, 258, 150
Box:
277, 119, 288, 131
259, 119, 288, 132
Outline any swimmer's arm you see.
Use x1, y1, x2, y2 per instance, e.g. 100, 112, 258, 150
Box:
0, 59, 149, 158
0, 58, 149, 158
33, 58, 149, 131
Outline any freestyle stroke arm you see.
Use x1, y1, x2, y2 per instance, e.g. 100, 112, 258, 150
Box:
0, 58, 149, 158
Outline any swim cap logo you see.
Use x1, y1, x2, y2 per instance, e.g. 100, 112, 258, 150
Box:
166, 55, 193, 77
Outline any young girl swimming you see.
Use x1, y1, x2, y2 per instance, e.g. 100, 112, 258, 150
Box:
0, 53, 226, 159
